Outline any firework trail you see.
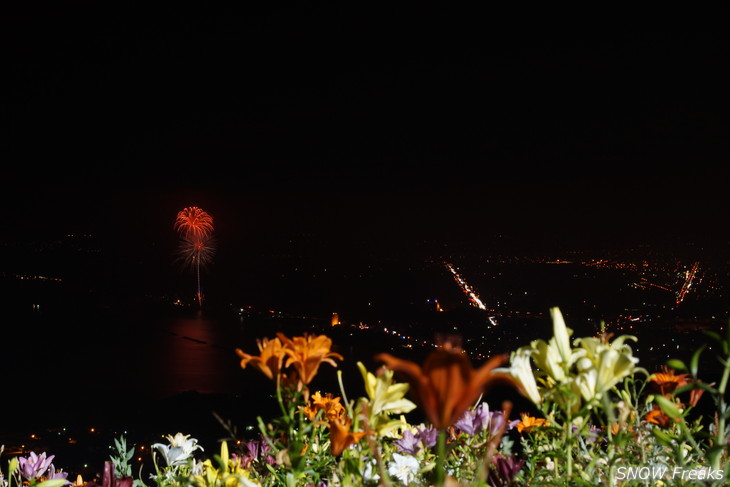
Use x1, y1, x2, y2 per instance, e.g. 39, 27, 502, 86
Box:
175, 234, 216, 269
175, 206, 215, 307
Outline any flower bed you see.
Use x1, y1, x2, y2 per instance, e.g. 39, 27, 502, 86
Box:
3, 307, 729, 486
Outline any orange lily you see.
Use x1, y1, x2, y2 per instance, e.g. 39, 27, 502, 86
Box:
515, 413, 549, 433
277, 333, 343, 387
302, 391, 347, 422
328, 417, 368, 456
375, 345, 519, 430
235, 337, 287, 380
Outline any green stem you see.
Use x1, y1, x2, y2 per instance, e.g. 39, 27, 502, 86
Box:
601, 393, 616, 484
256, 416, 277, 452
337, 370, 354, 420
436, 429, 446, 487
565, 416, 573, 480
712, 353, 730, 471
275, 377, 292, 424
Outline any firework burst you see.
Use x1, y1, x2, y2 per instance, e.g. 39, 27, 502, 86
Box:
175, 234, 216, 270
174, 206, 215, 307
175, 206, 214, 241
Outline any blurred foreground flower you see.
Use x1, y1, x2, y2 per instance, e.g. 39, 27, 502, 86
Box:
488, 453, 525, 487
102, 461, 132, 487
375, 343, 518, 430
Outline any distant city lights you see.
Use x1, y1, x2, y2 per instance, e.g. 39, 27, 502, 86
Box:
445, 262, 487, 311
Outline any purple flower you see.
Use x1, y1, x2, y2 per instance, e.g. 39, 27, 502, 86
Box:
238, 436, 276, 467
258, 438, 276, 466
456, 404, 507, 438
488, 453, 525, 487
18, 452, 55, 480
47, 464, 70, 482
394, 425, 439, 455
238, 439, 259, 468
488, 411, 506, 438
587, 425, 601, 443
394, 429, 421, 455
415, 425, 438, 449
474, 403, 491, 432
455, 410, 478, 435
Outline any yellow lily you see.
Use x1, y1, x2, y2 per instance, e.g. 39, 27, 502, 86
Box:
356, 361, 417, 437
192, 441, 261, 487
498, 307, 642, 410
358, 361, 417, 416
573, 335, 641, 400
530, 308, 585, 384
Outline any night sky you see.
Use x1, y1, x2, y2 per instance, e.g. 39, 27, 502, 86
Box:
5, 7, 730, 255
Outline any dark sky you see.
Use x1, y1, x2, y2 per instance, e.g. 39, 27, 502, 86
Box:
4, 6, 730, 252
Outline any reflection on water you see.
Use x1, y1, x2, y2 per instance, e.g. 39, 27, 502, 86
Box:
4, 303, 269, 431
142, 309, 242, 398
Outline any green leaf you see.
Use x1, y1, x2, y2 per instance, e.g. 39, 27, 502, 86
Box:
650, 427, 674, 447
8, 456, 19, 475
655, 395, 683, 419
35, 480, 70, 487
706, 444, 725, 465
667, 359, 687, 371
674, 383, 695, 396
690, 345, 705, 377
619, 389, 632, 405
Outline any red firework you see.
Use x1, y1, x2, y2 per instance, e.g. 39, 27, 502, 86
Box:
174, 206, 215, 307
175, 206, 214, 240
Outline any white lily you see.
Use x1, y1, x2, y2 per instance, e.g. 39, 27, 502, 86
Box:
575, 368, 598, 403
595, 347, 639, 395
152, 433, 204, 467
496, 346, 542, 404
551, 307, 573, 369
